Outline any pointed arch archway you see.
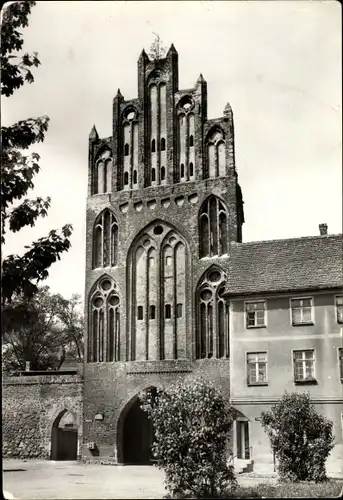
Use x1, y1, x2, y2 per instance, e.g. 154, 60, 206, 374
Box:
50, 409, 78, 461
117, 386, 158, 465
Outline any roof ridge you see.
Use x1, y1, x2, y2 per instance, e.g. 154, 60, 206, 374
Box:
232, 233, 342, 247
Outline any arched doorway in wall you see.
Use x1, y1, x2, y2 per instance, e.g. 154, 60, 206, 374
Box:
118, 388, 157, 465
50, 409, 78, 461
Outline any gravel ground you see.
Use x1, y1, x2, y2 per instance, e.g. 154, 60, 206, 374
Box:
2, 459, 279, 500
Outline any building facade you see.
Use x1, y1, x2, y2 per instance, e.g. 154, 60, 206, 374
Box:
83, 45, 343, 474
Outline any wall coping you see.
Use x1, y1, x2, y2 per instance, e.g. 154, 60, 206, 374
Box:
3, 374, 83, 386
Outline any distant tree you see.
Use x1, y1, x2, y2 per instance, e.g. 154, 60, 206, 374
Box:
1, 1, 73, 306
2, 286, 84, 373
149, 32, 166, 60
260, 392, 335, 483
57, 293, 84, 361
140, 378, 237, 499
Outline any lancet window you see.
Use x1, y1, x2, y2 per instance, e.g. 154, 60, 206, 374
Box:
196, 268, 229, 359
93, 209, 118, 268
88, 277, 120, 362
199, 196, 229, 258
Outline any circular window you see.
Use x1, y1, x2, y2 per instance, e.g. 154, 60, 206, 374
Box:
200, 289, 213, 301
101, 279, 112, 291
153, 225, 163, 235
109, 295, 119, 306
179, 96, 194, 112
125, 109, 136, 121
93, 297, 104, 308
208, 270, 221, 283
169, 236, 177, 245
143, 238, 151, 247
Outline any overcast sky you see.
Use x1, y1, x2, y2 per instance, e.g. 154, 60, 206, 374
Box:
2, 0, 342, 300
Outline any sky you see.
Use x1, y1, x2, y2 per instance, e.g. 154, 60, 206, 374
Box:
2, 0, 342, 300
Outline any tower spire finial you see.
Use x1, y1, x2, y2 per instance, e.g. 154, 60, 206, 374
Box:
89, 124, 98, 140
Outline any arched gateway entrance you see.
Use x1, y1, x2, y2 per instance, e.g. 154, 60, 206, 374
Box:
118, 388, 157, 464
50, 409, 78, 461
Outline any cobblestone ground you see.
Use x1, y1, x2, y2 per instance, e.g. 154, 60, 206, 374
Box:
3, 459, 279, 500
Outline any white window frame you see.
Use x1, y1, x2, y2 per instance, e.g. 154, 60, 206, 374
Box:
246, 351, 268, 386
293, 349, 316, 383
290, 296, 314, 326
244, 300, 266, 329
335, 295, 343, 325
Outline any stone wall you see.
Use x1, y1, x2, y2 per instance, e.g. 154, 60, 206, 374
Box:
2, 374, 83, 459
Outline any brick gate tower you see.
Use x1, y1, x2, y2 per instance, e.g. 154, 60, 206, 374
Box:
83, 45, 244, 463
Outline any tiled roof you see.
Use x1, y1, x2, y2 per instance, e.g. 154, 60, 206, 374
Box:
225, 234, 343, 296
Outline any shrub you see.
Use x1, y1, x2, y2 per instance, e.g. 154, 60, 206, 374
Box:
260, 392, 335, 482
140, 378, 237, 498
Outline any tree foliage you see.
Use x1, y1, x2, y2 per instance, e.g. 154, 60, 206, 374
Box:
2, 286, 84, 373
1, 1, 73, 304
140, 379, 237, 499
149, 32, 166, 60
260, 392, 335, 483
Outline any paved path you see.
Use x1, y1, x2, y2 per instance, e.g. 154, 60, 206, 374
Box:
3, 459, 278, 500
3, 460, 166, 499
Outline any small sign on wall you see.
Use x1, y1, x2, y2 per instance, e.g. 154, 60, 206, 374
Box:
94, 413, 104, 421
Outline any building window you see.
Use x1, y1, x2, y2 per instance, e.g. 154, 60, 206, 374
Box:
336, 296, 343, 324
161, 166, 165, 181
93, 151, 112, 195
93, 209, 118, 269
199, 196, 228, 258
339, 348, 343, 381
176, 303, 183, 318
161, 137, 166, 151
206, 127, 225, 179
196, 268, 229, 359
245, 301, 266, 328
151, 168, 156, 182
180, 163, 185, 178
291, 298, 313, 325
124, 172, 129, 185
150, 305, 156, 320
137, 306, 143, 320
189, 162, 194, 177
293, 350, 316, 383
88, 278, 120, 363
189, 135, 194, 147
124, 143, 129, 156
165, 304, 171, 319
133, 170, 137, 184
151, 139, 156, 153
247, 352, 267, 385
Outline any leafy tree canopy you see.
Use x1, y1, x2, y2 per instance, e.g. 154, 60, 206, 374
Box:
140, 378, 237, 498
260, 392, 335, 483
2, 286, 84, 373
1, 1, 73, 304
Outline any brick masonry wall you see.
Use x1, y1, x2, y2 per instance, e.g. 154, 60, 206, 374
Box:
82, 359, 231, 460
2, 375, 83, 459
